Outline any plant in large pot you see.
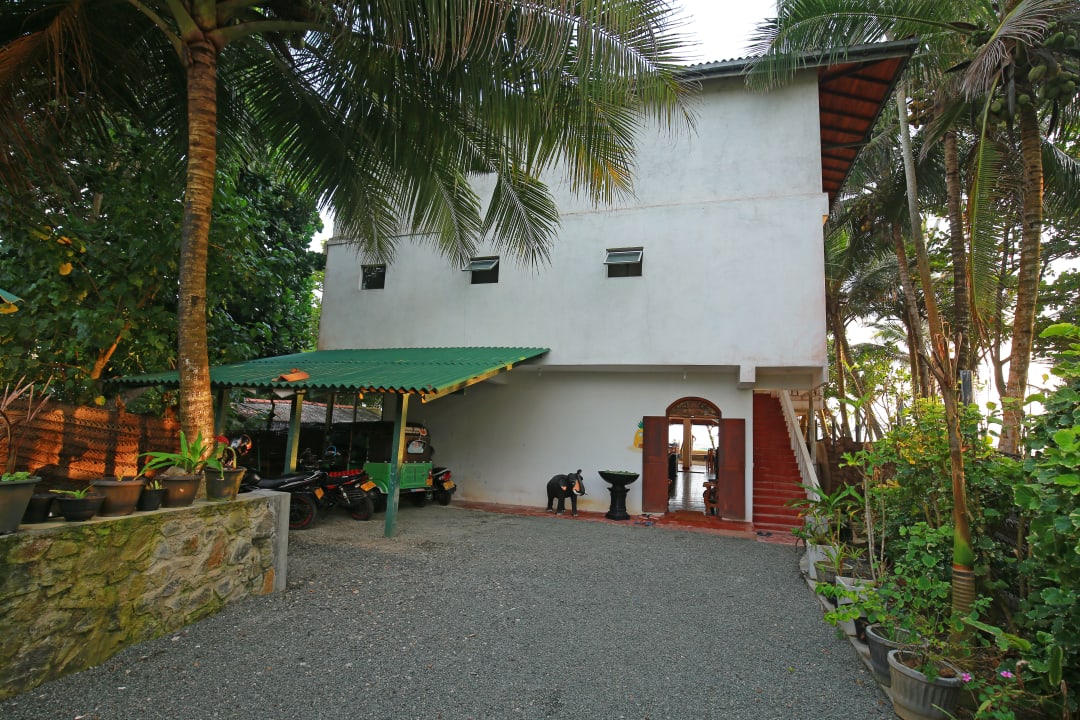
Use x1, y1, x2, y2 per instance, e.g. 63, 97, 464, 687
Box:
792, 517, 832, 581
141, 431, 221, 508
91, 474, 146, 517
1, 471, 42, 533
787, 481, 863, 580
203, 438, 246, 502
0, 377, 51, 533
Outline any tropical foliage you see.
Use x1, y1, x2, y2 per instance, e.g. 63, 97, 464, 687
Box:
0, 124, 323, 403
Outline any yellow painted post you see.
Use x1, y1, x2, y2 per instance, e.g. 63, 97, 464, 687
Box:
284, 391, 305, 474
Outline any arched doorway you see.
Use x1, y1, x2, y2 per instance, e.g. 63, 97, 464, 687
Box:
641, 399, 746, 517
665, 397, 720, 511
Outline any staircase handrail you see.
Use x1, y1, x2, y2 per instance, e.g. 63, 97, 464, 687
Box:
776, 391, 821, 499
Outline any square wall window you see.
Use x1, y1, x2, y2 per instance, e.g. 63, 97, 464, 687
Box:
466, 256, 500, 285
361, 264, 386, 290
605, 247, 643, 278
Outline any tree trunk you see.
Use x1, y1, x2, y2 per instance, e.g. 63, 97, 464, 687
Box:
998, 101, 1043, 455
898, 82, 976, 617
891, 223, 929, 397
827, 293, 851, 438
944, 130, 973, 372
177, 37, 219, 443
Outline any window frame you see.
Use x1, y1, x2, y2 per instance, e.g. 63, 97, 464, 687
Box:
604, 247, 643, 278
465, 256, 500, 285
361, 264, 387, 290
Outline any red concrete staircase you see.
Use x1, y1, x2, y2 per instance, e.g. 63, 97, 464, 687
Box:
752, 393, 808, 534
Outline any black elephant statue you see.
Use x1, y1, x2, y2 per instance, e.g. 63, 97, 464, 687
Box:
546, 470, 586, 516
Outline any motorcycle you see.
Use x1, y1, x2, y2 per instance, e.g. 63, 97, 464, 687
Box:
237, 438, 376, 529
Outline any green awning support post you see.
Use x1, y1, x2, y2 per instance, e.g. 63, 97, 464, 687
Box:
284, 391, 305, 474
383, 393, 410, 538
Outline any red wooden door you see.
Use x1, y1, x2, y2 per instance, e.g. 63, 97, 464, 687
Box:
717, 418, 746, 519
641, 416, 669, 513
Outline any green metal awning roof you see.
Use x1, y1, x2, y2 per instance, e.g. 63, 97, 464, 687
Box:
113, 347, 549, 402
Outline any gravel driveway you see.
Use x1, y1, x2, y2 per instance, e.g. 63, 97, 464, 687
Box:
2, 505, 890, 719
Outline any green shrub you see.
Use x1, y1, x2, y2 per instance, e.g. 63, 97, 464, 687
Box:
1013, 324, 1080, 714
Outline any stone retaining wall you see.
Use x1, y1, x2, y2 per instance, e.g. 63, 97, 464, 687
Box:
0, 490, 288, 700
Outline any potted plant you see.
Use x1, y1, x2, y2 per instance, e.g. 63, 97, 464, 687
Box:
888, 645, 964, 720
203, 439, 246, 502
0, 377, 51, 533
136, 475, 167, 511
1, 471, 42, 533
814, 542, 859, 585
91, 474, 145, 516
140, 431, 221, 507
49, 485, 105, 522
792, 516, 833, 580
787, 481, 862, 580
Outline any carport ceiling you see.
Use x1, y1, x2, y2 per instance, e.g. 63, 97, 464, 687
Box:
114, 347, 549, 402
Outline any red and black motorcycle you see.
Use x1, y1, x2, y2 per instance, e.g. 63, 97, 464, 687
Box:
236, 436, 377, 529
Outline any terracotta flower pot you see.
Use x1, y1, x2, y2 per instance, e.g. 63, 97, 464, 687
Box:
204, 467, 246, 502
162, 473, 202, 507
92, 478, 145, 516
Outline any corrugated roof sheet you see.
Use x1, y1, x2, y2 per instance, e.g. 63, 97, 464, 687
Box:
113, 347, 549, 401
234, 397, 381, 427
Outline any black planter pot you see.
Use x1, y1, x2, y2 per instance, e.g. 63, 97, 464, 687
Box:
205, 468, 246, 502
136, 487, 167, 511
0, 475, 41, 533
21, 493, 55, 523
54, 494, 105, 522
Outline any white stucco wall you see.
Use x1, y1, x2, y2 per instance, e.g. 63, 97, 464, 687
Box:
319, 72, 829, 383
400, 368, 754, 518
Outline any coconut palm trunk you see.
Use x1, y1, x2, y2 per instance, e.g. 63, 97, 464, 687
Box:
891, 222, 930, 397
898, 82, 977, 616
177, 36, 219, 441
944, 130, 973, 372
999, 101, 1044, 455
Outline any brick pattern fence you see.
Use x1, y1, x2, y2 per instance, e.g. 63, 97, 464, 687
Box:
0, 491, 289, 700
1, 401, 180, 487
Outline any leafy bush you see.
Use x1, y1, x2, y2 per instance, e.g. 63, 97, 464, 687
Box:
843, 398, 1023, 614
1013, 324, 1080, 714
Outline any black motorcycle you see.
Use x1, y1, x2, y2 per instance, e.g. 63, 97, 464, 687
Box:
240, 468, 376, 529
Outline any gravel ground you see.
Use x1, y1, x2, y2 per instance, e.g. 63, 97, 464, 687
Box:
3, 505, 891, 720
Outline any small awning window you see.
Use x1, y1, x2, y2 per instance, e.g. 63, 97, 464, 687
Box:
604, 248, 643, 265
464, 257, 500, 272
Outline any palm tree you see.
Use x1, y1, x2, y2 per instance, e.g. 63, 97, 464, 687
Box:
0, 1, 694, 441
746, 0, 1080, 619
747, 0, 1078, 453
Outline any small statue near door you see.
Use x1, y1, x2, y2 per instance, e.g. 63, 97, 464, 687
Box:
703, 481, 719, 517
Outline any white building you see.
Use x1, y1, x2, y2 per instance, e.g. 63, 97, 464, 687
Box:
318, 43, 913, 527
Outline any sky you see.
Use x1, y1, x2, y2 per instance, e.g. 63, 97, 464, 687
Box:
674, 0, 776, 63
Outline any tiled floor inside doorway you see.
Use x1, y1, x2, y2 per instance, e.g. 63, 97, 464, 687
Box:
668, 465, 712, 513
